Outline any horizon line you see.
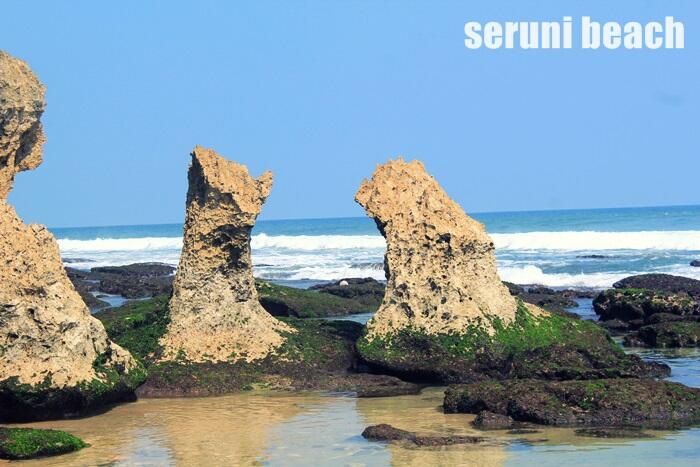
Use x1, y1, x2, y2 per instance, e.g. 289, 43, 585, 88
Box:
47, 202, 700, 230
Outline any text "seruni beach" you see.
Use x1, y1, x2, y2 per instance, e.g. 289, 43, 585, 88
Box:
464, 16, 684, 50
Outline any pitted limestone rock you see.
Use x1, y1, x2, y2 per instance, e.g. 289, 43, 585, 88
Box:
355, 158, 519, 337
0, 50, 139, 391
161, 147, 293, 362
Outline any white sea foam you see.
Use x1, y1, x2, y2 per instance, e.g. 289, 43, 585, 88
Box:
492, 230, 700, 251
58, 237, 183, 252
57, 230, 700, 254
498, 264, 700, 288
251, 233, 386, 250
56, 230, 700, 284
256, 265, 387, 282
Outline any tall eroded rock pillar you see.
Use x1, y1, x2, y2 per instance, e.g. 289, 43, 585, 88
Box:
0, 50, 143, 422
354, 158, 663, 384
161, 147, 292, 362
355, 158, 518, 338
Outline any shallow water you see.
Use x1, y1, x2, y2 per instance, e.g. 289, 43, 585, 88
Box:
4, 315, 700, 465
4, 386, 699, 466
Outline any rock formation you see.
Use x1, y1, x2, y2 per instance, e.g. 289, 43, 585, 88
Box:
354, 158, 664, 383
444, 378, 700, 428
0, 50, 143, 422
355, 158, 520, 338
161, 147, 292, 362
0, 51, 46, 199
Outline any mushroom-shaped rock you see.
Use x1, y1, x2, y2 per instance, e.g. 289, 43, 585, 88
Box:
161, 147, 293, 362
354, 158, 664, 383
0, 51, 144, 422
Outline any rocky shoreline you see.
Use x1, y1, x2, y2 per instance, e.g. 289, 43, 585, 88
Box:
2, 49, 700, 461
66, 261, 597, 319
593, 274, 700, 348
63, 263, 685, 404
445, 378, 700, 428
0, 51, 144, 427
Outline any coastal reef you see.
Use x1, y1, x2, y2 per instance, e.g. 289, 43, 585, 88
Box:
594, 274, 700, 348
96, 295, 421, 398
444, 378, 700, 428
353, 159, 661, 383
160, 147, 293, 362
136, 148, 420, 396
0, 50, 144, 422
66, 263, 175, 304
65, 262, 381, 318
257, 279, 381, 318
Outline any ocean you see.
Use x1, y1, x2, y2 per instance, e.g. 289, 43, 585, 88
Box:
53, 205, 700, 289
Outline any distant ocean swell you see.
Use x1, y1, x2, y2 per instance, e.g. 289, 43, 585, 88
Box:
56, 229, 700, 289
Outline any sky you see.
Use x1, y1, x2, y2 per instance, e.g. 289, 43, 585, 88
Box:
2, 0, 698, 227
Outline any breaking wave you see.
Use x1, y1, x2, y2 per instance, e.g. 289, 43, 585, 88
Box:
58, 230, 700, 253
58, 237, 183, 252
492, 230, 700, 251
498, 264, 700, 288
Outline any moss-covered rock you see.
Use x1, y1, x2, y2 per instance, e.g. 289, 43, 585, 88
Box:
613, 274, 700, 298
96, 296, 420, 397
356, 301, 667, 383
0, 353, 147, 422
443, 378, 700, 428
594, 286, 700, 348
95, 295, 171, 362
593, 288, 699, 322
309, 278, 384, 310
137, 316, 359, 396
0, 427, 86, 460
627, 321, 700, 348
138, 318, 423, 397
256, 280, 374, 318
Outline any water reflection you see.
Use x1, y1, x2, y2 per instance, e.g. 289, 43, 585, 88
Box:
3, 338, 700, 465
2, 393, 323, 466
3, 387, 699, 466
355, 388, 509, 467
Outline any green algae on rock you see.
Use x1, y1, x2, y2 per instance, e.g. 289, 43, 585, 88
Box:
137, 317, 363, 396
356, 301, 667, 383
351, 159, 664, 383
444, 378, 700, 428
0, 427, 87, 460
0, 355, 147, 423
257, 280, 376, 318
594, 288, 699, 322
628, 321, 700, 348
593, 279, 700, 348
96, 296, 421, 398
96, 295, 171, 362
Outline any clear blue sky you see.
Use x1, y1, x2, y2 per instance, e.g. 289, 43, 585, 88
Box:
2, 1, 698, 227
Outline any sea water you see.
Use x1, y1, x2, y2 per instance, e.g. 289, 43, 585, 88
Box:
53, 205, 700, 289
